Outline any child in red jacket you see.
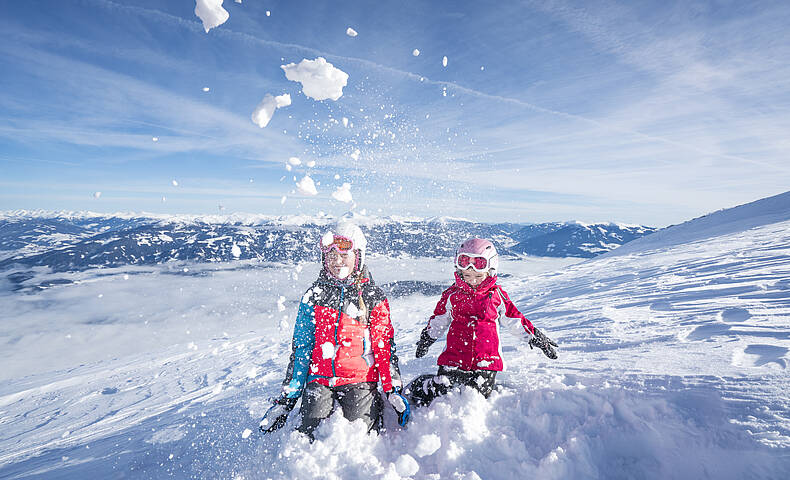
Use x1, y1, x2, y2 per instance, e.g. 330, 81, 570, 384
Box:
407, 238, 558, 406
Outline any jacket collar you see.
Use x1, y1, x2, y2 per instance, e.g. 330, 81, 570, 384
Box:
453, 271, 498, 294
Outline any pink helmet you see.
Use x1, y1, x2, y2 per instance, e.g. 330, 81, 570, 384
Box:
455, 238, 499, 274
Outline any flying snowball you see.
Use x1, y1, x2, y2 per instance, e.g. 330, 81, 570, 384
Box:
202, 87, 210, 92
251, 93, 291, 128
412, 49, 420, 56
296, 175, 318, 196
442, 55, 448, 67
281, 57, 348, 101
332, 183, 353, 204
152, 137, 159, 142
194, 0, 229, 33
346, 27, 358, 37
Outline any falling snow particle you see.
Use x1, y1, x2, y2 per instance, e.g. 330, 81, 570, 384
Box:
281, 57, 349, 101
202, 87, 210, 92
93, 192, 101, 199
306, 160, 316, 168
241, 429, 252, 439
172, 179, 179, 187
280, 196, 287, 204
346, 27, 358, 37
152, 137, 159, 142
332, 183, 353, 204
231, 244, 241, 258
194, 0, 229, 33
442, 56, 448, 67
251, 93, 292, 128
412, 49, 420, 56
342, 117, 349, 128
288, 157, 302, 166
296, 175, 318, 196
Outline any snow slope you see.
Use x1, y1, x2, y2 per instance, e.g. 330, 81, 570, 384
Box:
1, 193, 789, 479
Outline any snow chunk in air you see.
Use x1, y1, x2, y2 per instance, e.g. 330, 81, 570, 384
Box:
195, 0, 229, 33
412, 49, 420, 56
442, 55, 448, 67
332, 183, 353, 204
251, 94, 291, 128
281, 57, 349, 101
346, 27, 358, 37
321, 342, 335, 359
296, 175, 318, 196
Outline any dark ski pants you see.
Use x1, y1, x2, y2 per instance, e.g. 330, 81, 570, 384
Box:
298, 381, 383, 437
406, 366, 497, 407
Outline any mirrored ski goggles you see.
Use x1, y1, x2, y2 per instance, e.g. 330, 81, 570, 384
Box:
319, 234, 354, 253
456, 253, 492, 272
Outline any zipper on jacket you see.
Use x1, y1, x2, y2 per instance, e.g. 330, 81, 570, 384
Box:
331, 285, 344, 380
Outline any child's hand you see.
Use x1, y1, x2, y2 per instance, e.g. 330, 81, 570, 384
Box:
387, 388, 411, 427
415, 327, 436, 358
529, 327, 559, 359
259, 396, 298, 433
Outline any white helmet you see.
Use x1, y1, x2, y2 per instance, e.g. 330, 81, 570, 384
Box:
319, 221, 367, 271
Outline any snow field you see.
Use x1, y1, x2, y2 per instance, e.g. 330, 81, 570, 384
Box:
1, 203, 790, 478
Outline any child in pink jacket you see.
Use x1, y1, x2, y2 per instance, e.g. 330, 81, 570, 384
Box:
407, 238, 558, 406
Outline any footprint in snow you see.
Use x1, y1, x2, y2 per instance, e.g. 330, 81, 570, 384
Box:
718, 307, 751, 323
732, 344, 788, 369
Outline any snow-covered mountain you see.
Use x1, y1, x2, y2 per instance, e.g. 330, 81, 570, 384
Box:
0, 192, 788, 479
0, 212, 656, 272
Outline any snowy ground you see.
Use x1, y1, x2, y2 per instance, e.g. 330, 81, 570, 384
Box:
1, 214, 789, 478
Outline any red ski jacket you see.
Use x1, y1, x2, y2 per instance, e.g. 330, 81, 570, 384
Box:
281, 268, 402, 398
426, 273, 535, 372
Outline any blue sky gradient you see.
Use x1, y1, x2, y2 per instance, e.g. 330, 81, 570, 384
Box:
1, 0, 789, 226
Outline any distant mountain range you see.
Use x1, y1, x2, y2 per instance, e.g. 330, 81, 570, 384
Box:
0, 211, 657, 272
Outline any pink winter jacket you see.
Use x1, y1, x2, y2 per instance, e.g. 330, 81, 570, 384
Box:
426, 273, 535, 371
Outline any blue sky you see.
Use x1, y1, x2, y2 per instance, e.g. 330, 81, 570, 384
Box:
1, 0, 789, 227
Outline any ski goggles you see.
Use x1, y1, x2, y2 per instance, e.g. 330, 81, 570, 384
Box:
455, 253, 493, 272
319, 234, 355, 253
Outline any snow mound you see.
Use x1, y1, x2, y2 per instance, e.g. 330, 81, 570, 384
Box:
243, 382, 787, 479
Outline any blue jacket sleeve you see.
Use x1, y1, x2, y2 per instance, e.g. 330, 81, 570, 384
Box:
281, 300, 316, 398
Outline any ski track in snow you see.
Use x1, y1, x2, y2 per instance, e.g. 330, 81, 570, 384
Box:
1, 218, 790, 478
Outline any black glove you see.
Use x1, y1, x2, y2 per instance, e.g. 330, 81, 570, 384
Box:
529, 327, 558, 359
415, 328, 437, 358
259, 395, 298, 433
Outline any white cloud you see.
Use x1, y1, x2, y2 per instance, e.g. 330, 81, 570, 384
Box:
281, 57, 349, 101
194, 0, 229, 33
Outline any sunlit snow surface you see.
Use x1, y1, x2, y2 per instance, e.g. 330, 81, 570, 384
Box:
1, 214, 789, 477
